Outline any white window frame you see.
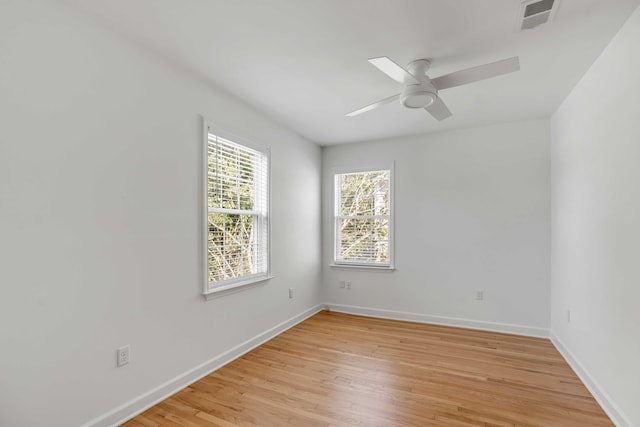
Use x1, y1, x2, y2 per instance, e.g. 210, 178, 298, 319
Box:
332, 163, 395, 270
202, 121, 272, 299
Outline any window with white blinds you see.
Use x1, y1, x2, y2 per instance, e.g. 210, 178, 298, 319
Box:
334, 167, 394, 267
204, 126, 270, 295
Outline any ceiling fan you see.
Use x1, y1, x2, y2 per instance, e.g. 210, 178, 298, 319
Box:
346, 56, 520, 121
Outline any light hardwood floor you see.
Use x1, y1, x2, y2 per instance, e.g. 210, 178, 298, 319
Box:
123, 311, 611, 426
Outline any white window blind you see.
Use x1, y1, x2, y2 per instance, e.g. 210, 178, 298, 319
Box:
334, 168, 393, 267
205, 129, 269, 294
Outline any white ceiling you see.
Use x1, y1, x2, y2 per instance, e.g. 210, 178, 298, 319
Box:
65, 0, 639, 145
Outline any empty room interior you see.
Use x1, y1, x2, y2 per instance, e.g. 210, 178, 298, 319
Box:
2, 0, 640, 426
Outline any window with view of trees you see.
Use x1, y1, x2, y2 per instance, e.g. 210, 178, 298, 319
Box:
334, 167, 393, 267
204, 127, 269, 295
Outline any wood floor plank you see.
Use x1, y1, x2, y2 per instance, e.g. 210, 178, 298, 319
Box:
122, 311, 612, 426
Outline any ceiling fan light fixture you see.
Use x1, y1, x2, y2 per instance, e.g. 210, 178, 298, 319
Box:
401, 86, 437, 109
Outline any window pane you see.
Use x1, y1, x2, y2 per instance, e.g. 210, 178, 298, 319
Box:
340, 171, 389, 216
208, 139, 255, 210
206, 131, 269, 291
338, 217, 389, 263
208, 212, 256, 283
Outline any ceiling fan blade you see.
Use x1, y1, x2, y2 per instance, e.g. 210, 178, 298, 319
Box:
346, 94, 400, 117
425, 97, 452, 121
368, 57, 419, 85
431, 57, 520, 90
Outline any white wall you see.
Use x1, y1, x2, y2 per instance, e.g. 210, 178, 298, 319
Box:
322, 119, 551, 336
550, 5, 640, 426
0, 1, 321, 426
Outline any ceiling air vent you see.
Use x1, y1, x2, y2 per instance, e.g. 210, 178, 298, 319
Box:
520, 0, 558, 30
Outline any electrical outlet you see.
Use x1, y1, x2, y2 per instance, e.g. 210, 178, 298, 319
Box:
289, 288, 294, 299
117, 345, 130, 367
339, 280, 345, 289
475, 290, 484, 301
346, 281, 351, 290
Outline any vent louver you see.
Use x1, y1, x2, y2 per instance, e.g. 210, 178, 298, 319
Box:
520, 0, 557, 30
524, 0, 554, 17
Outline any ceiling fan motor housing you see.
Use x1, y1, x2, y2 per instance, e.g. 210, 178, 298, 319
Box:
401, 59, 438, 109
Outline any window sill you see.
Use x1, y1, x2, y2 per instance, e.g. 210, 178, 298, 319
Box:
203, 275, 274, 300
329, 264, 396, 272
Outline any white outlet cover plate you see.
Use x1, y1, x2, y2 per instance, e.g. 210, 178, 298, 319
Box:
117, 345, 130, 367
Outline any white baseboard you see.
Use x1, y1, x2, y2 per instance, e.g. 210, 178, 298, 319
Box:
326, 303, 549, 338
550, 332, 632, 427
83, 304, 326, 427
